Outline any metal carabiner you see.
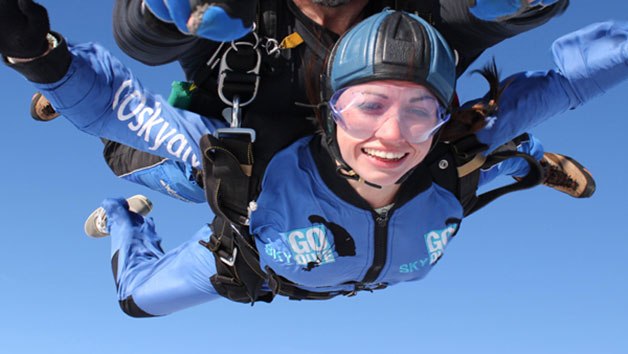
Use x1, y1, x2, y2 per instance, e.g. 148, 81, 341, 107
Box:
230, 24, 260, 51
263, 37, 281, 56
217, 41, 262, 107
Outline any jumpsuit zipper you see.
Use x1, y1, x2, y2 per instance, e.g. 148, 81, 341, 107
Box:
361, 209, 390, 284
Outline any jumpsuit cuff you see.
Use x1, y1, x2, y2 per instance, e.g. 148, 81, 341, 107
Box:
2, 32, 71, 84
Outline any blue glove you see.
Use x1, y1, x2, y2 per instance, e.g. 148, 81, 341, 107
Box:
470, 0, 559, 21
143, 0, 173, 23
143, 0, 256, 42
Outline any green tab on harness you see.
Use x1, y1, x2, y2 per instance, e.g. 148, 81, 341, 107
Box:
167, 81, 198, 110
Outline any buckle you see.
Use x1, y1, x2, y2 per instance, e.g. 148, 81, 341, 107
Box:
213, 127, 256, 143
214, 93, 256, 143
207, 234, 221, 252
219, 247, 238, 267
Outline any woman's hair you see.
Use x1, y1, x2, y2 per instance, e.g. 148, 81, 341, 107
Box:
439, 59, 510, 142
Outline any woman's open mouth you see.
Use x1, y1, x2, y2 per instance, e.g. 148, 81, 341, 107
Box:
362, 148, 409, 162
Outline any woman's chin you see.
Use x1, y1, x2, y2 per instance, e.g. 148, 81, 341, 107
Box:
355, 156, 411, 186
358, 171, 405, 187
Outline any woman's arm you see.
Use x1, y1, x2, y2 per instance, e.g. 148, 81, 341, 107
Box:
473, 20, 628, 152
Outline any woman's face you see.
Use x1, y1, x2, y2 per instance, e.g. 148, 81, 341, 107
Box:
335, 80, 437, 187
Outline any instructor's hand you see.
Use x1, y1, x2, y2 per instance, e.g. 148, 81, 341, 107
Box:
144, 0, 257, 42
0, 0, 50, 58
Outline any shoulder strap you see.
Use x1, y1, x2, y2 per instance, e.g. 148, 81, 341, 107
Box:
387, 0, 441, 24
431, 133, 545, 217
200, 133, 257, 226
258, 0, 279, 39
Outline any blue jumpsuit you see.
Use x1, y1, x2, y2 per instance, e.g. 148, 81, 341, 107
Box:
24, 21, 628, 316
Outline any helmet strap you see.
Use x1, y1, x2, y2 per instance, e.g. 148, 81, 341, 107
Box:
335, 165, 382, 189
321, 122, 384, 189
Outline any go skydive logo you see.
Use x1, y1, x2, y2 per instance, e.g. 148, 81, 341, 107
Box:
112, 80, 201, 168
283, 225, 336, 267
425, 224, 458, 265
399, 222, 459, 274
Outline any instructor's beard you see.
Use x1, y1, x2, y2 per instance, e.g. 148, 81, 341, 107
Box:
310, 0, 352, 7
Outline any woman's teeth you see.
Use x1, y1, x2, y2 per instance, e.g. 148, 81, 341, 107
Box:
362, 148, 407, 161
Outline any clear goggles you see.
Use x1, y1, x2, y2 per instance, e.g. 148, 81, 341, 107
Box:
329, 82, 450, 144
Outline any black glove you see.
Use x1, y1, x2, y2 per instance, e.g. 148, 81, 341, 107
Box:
0, 0, 50, 58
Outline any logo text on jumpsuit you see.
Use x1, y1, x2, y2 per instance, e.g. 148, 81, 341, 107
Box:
112, 80, 201, 168
284, 225, 336, 266
425, 224, 457, 265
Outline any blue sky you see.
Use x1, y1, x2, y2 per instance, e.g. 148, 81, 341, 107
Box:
1, 1, 627, 353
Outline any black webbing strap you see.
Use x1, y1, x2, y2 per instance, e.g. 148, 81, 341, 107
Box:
266, 267, 387, 301
454, 133, 545, 217
200, 130, 273, 304
430, 134, 545, 217
201, 216, 275, 304
258, 0, 278, 39
200, 133, 255, 226
292, 15, 332, 61
383, 0, 441, 24
465, 149, 544, 216
410, 0, 441, 24
449, 135, 490, 212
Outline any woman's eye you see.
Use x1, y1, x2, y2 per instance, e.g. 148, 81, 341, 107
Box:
357, 101, 384, 113
406, 107, 431, 117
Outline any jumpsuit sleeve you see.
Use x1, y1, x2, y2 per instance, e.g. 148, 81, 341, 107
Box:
473, 20, 628, 153
436, 0, 568, 74
112, 0, 219, 80
31, 40, 228, 169
102, 198, 222, 317
469, 0, 559, 22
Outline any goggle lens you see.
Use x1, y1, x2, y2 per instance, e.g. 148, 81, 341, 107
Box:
330, 83, 449, 143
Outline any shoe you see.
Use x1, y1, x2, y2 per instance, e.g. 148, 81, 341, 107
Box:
541, 152, 596, 198
84, 195, 153, 238
30, 92, 60, 121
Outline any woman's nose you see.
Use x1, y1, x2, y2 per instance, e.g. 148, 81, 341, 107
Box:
373, 114, 404, 142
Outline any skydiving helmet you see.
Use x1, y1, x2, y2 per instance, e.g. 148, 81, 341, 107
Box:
320, 9, 457, 184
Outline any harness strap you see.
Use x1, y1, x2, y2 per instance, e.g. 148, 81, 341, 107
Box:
430, 133, 544, 217
465, 150, 544, 216
200, 133, 255, 226
409, 0, 441, 25
457, 154, 487, 177
265, 267, 387, 300
258, 0, 278, 39
202, 216, 274, 304
292, 16, 332, 61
